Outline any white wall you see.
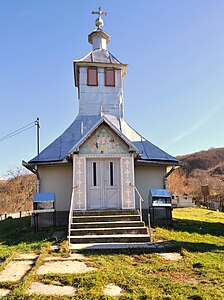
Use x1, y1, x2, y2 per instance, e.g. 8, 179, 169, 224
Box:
38, 164, 73, 211
79, 67, 124, 117
135, 165, 166, 208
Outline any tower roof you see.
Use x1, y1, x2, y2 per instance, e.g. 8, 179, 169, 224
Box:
76, 49, 122, 64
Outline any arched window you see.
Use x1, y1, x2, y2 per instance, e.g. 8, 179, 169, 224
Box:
105, 68, 115, 86
87, 67, 98, 86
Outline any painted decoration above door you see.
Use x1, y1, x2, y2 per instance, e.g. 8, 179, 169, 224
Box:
80, 124, 129, 154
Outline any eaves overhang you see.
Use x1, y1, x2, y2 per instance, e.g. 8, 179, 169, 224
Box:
136, 159, 182, 167
24, 159, 71, 168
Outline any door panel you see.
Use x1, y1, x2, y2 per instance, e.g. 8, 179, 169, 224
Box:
104, 160, 120, 208
87, 160, 102, 209
87, 159, 120, 209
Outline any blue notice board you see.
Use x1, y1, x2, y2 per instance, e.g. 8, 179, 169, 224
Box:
33, 192, 55, 209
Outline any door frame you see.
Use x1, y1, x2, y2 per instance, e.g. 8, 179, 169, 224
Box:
72, 154, 136, 211
86, 157, 121, 210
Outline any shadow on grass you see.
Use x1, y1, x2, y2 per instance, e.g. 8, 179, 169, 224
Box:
171, 240, 224, 253
78, 240, 224, 256
0, 216, 54, 246
168, 218, 224, 237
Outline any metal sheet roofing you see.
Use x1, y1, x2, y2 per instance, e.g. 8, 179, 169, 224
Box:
77, 49, 122, 64
28, 114, 179, 165
33, 192, 55, 202
149, 189, 171, 198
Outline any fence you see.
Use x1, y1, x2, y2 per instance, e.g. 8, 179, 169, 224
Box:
0, 210, 33, 221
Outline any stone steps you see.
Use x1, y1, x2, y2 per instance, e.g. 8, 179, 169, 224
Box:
73, 209, 140, 216
70, 221, 145, 229
69, 234, 151, 244
70, 226, 148, 236
71, 214, 141, 223
68, 209, 151, 245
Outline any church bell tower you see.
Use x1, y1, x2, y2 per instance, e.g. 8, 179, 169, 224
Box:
73, 7, 128, 119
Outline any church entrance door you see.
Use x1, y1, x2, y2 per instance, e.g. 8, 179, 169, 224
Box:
87, 159, 121, 209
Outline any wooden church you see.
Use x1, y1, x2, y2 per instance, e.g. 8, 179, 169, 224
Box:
24, 8, 180, 244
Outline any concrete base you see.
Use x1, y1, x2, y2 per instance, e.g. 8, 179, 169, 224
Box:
69, 242, 155, 250
142, 208, 172, 226
149, 207, 172, 226
69, 240, 176, 250
31, 211, 69, 227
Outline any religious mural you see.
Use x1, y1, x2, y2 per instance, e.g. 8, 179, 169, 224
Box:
79, 125, 128, 154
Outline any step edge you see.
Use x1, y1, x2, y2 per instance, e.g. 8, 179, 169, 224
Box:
70, 227, 147, 231
68, 234, 150, 238
72, 220, 141, 224
72, 215, 141, 218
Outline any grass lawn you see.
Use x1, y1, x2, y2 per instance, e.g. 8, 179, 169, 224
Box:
0, 208, 223, 299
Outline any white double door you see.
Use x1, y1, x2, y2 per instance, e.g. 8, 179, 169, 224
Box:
87, 159, 121, 209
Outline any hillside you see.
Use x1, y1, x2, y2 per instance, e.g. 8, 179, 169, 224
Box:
168, 147, 224, 199
177, 147, 224, 175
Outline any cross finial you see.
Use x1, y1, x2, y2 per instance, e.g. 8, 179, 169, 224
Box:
92, 7, 108, 17
92, 7, 108, 29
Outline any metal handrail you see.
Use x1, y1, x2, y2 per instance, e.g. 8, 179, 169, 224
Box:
129, 183, 153, 243
129, 183, 144, 221
148, 213, 153, 243
68, 187, 76, 246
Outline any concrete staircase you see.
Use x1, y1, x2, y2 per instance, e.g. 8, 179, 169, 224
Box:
68, 209, 151, 244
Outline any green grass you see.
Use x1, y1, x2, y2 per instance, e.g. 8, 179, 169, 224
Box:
0, 208, 223, 299
0, 217, 54, 267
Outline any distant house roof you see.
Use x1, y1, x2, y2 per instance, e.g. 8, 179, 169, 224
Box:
28, 115, 179, 165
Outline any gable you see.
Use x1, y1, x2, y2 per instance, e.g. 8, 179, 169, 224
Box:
79, 124, 129, 155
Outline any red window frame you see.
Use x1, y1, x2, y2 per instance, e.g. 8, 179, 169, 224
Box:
87, 67, 98, 86
105, 68, 115, 86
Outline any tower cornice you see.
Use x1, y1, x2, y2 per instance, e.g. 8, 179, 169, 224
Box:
88, 29, 110, 45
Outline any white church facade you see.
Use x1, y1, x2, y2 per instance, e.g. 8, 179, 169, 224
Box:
24, 8, 180, 242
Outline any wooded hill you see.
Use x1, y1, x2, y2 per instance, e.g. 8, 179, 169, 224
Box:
168, 147, 224, 199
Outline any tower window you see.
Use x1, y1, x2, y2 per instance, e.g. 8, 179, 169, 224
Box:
105, 68, 115, 86
87, 67, 98, 86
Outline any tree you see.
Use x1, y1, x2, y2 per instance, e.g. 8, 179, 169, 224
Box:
0, 166, 36, 214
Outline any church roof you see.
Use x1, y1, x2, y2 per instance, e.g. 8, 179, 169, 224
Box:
76, 49, 122, 65
28, 115, 179, 165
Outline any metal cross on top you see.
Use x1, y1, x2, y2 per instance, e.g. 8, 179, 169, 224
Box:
92, 7, 108, 29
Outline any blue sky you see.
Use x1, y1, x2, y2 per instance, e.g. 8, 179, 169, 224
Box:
0, 0, 224, 177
